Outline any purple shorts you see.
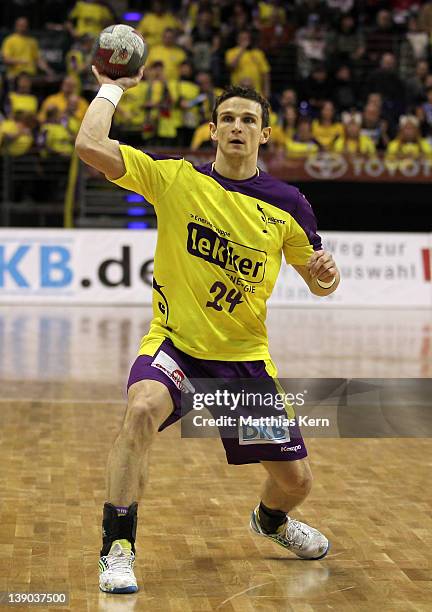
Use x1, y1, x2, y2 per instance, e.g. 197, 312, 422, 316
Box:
127, 339, 307, 465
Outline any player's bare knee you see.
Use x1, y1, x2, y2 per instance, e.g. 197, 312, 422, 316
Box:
280, 465, 313, 496
124, 395, 166, 440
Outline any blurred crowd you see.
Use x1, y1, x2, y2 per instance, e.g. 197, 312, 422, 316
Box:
1, 0, 432, 162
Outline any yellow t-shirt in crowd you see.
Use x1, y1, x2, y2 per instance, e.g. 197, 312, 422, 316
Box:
191, 123, 212, 150
137, 12, 181, 47
285, 139, 319, 158
168, 80, 200, 129
1, 33, 39, 78
39, 122, 74, 156
116, 81, 154, 127
386, 138, 432, 157
39, 92, 89, 123
109, 145, 322, 361
225, 47, 270, 93
270, 125, 295, 147
333, 134, 376, 155
69, 1, 112, 36
258, 1, 286, 24
146, 45, 187, 81
8, 92, 38, 116
311, 120, 344, 150
0, 119, 33, 156
269, 112, 295, 148
67, 115, 81, 136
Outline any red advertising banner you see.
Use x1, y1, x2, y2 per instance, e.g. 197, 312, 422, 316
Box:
145, 149, 432, 183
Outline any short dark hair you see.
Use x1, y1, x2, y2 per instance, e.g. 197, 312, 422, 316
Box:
212, 86, 271, 128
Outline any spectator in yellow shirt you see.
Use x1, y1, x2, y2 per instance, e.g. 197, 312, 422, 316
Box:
194, 72, 223, 123
271, 106, 298, 150
114, 74, 149, 132
146, 28, 187, 81
39, 76, 89, 123
38, 107, 75, 158
0, 112, 34, 157
115, 62, 166, 136
63, 95, 82, 136
258, 0, 286, 26
386, 115, 432, 158
225, 30, 271, 96
37, 106, 75, 201
191, 122, 213, 150
66, 34, 96, 95
312, 101, 344, 150
286, 119, 320, 158
69, 0, 114, 37
167, 61, 201, 145
7, 74, 38, 119
115, 61, 176, 144
137, 0, 181, 47
1, 17, 53, 80
333, 112, 376, 155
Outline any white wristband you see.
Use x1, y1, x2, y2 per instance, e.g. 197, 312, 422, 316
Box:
316, 276, 337, 289
96, 83, 124, 108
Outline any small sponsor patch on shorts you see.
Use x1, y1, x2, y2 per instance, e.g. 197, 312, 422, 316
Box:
280, 444, 302, 452
151, 350, 195, 393
238, 423, 291, 445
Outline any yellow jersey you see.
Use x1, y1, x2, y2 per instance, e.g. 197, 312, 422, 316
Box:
115, 81, 156, 128
386, 138, 432, 158
1, 33, 39, 78
225, 47, 270, 93
69, 1, 112, 36
191, 123, 212, 150
146, 45, 187, 81
167, 80, 200, 128
109, 146, 321, 361
8, 92, 38, 116
0, 119, 33, 156
39, 122, 74, 156
285, 138, 319, 158
39, 92, 89, 123
333, 134, 376, 155
137, 12, 181, 47
311, 120, 344, 150
270, 124, 295, 148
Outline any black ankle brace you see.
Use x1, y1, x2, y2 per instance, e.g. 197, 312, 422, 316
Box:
258, 501, 287, 534
100, 501, 138, 557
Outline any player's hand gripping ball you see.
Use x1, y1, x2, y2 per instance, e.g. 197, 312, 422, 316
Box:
92, 24, 148, 79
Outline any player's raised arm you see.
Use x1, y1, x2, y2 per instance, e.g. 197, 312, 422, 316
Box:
75, 65, 144, 179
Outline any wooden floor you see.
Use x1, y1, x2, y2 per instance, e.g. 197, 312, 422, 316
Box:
0, 306, 431, 611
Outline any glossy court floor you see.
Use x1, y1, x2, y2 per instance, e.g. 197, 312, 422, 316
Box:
0, 306, 431, 612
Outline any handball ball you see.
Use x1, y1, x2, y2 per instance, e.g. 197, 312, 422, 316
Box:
92, 24, 148, 79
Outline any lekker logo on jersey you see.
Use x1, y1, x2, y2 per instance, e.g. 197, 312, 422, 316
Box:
187, 223, 267, 283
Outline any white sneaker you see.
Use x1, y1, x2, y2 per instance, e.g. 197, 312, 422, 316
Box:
99, 540, 138, 594
250, 506, 329, 560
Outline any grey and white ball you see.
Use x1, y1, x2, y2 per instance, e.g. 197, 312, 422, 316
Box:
92, 24, 148, 79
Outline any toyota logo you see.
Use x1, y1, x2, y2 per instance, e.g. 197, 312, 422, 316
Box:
305, 153, 348, 179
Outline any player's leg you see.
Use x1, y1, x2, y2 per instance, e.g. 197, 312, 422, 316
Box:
250, 458, 329, 560
106, 379, 173, 506
99, 379, 174, 594
99, 340, 196, 593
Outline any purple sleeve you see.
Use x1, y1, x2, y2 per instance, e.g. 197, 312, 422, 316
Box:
283, 190, 322, 265
294, 190, 322, 251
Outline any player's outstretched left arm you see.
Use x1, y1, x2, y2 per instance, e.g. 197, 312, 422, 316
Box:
293, 250, 340, 297
75, 66, 144, 178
